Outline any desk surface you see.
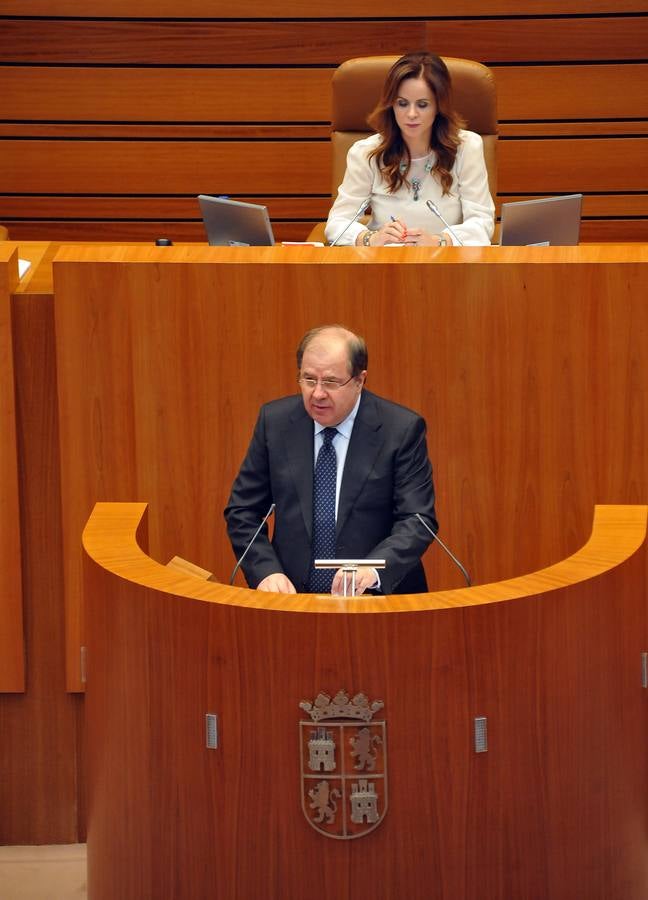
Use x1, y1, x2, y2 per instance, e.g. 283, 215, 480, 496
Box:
8, 240, 648, 296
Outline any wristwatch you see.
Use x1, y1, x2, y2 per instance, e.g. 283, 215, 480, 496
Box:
362, 230, 376, 247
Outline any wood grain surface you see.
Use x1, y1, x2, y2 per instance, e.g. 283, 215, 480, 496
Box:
494, 64, 648, 120
1, 10, 647, 242
82, 501, 648, 899
0, 67, 333, 122
3, 64, 646, 123
0, 140, 332, 195
2, 137, 646, 196
4, 0, 647, 16
0, 254, 82, 842
2, 8, 646, 240
6, 218, 648, 244
2, 17, 646, 64
51, 244, 648, 690
0, 246, 24, 692
2, 193, 648, 219
1, 0, 648, 850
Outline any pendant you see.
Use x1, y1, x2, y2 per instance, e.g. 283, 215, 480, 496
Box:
412, 179, 421, 201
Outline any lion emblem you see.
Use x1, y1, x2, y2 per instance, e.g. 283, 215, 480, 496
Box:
349, 727, 382, 771
308, 780, 341, 824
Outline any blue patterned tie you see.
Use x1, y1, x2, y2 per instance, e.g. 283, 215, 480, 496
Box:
308, 427, 338, 592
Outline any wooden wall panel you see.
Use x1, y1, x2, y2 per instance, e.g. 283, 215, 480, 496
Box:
4, 137, 645, 197
0, 197, 331, 220
0, 124, 330, 140
0, 246, 24, 692
3, 221, 317, 243
5, 193, 646, 220
0, 68, 332, 123
580, 220, 648, 241
4, 64, 646, 124
0, 259, 82, 842
495, 64, 648, 120
0, 141, 332, 195
2, 18, 646, 64
426, 17, 648, 62
1, 8, 647, 241
3, 0, 648, 15
497, 139, 648, 193
0, 20, 426, 64
501, 122, 648, 137
7, 218, 648, 245
6, 193, 648, 219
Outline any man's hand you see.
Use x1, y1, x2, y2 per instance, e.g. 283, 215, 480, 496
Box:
256, 573, 297, 594
331, 566, 377, 596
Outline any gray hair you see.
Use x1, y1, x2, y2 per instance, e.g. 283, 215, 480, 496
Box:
296, 325, 368, 377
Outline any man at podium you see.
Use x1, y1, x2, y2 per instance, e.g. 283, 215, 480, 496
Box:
225, 325, 438, 595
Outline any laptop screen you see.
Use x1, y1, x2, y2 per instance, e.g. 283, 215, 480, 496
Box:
198, 195, 275, 246
499, 194, 583, 246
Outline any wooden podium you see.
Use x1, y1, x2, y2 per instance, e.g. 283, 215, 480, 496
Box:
50, 243, 648, 692
83, 502, 648, 900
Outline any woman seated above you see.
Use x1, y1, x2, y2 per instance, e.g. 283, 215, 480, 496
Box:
325, 52, 495, 248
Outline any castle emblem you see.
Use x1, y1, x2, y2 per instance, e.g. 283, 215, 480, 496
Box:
299, 690, 387, 840
308, 727, 337, 772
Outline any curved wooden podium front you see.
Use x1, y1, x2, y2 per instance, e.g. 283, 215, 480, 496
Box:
83, 504, 648, 900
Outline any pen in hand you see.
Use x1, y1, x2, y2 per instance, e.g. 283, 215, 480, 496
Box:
390, 215, 407, 240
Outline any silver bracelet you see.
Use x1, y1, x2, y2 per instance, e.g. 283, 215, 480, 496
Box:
362, 230, 375, 247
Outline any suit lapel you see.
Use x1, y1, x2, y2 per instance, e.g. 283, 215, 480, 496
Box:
283, 403, 315, 540
336, 392, 384, 536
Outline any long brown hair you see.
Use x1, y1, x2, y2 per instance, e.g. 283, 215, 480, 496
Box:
367, 53, 464, 195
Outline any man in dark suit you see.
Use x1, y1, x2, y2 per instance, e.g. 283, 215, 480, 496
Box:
224, 325, 438, 595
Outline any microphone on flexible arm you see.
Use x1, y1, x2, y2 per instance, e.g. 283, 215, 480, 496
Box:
425, 200, 465, 247
415, 512, 472, 587
329, 196, 372, 247
229, 503, 276, 585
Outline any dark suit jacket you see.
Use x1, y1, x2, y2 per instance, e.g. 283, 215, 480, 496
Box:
224, 389, 438, 594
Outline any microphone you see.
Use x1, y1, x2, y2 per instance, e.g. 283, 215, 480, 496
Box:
425, 200, 465, 246
329, 196, 371, 247
415, 513, 472, 587
229, 503, 276, 585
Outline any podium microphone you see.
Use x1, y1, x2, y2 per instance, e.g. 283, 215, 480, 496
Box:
329, 197, 371, 247
229, 503, 276, 585
425, 200, 465, 246
415, 513, 472, 587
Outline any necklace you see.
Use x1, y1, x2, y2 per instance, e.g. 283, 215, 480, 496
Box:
400, 154, 433, 201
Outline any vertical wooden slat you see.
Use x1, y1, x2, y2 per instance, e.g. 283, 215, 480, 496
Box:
0, 242, 81, 843
0, 245, 24, 692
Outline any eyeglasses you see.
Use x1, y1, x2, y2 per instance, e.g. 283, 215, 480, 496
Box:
298, 375, 355, 392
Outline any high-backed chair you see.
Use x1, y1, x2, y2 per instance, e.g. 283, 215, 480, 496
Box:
308, 56, 498, 242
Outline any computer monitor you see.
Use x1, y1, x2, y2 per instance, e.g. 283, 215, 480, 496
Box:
198, 195, 275, 246
499, 194, 583, 246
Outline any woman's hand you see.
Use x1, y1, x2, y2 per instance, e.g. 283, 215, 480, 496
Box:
399, 228, 446, 247
357, 223, 448, 247
356, 218, 408, 246
373, 218, 409, 245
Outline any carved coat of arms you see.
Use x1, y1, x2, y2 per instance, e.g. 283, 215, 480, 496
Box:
299, 690, 387, 840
